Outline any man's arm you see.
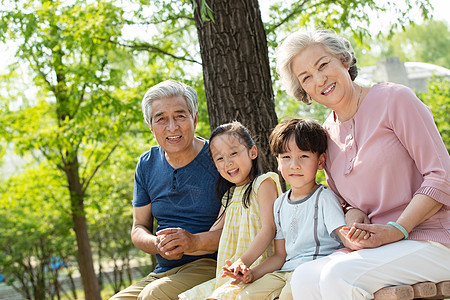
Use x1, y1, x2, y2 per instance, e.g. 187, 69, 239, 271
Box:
156, 227, 222, 257
131, 204, 183, 260
156, 205, 224, 257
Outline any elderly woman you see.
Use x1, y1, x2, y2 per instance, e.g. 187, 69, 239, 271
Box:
275, 29, 450, 299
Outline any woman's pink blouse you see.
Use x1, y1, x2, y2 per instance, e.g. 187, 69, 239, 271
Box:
324, 83, 449, 243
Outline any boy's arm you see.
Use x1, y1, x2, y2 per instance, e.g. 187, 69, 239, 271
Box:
335, 225, 365, 250
247, 238, 287, 282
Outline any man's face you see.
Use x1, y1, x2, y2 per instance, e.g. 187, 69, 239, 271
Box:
149, 95, 197, 156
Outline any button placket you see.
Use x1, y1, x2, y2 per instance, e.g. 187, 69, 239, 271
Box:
172, 170, 177, 189
344, 120, 357, 175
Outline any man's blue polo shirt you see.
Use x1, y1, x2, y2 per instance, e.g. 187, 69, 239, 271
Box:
133, 138, 221, 273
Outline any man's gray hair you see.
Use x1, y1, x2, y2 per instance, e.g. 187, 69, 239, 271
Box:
142, 80, 199, 125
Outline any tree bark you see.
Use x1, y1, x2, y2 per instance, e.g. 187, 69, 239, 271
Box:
193, 0, 279, 174
51, 31, 101, 300
65, 156, 101, 300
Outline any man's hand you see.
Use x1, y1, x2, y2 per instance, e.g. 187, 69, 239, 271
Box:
156, 227, 197, 260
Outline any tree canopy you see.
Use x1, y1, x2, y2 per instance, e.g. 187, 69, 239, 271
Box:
0, 0, 446, 298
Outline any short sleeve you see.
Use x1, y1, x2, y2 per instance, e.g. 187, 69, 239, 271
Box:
273, 195, 285, 240
252, 172, 283, 199
321, 188, 346, 237
132, 158, 151, 207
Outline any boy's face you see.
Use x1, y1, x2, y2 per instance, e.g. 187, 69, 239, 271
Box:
277, 136, 326, 198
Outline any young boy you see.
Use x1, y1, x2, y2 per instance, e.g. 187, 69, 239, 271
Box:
227, 118, 349, 300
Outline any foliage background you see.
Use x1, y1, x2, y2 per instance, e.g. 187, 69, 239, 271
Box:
0, 0, 448, 298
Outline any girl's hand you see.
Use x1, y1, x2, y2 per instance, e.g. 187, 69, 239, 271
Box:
239, 267, 254, 284
221, 259, 251, 284
221, 258, 247, 277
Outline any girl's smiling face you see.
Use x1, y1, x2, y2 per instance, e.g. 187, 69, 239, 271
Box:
209, 133, 257, 187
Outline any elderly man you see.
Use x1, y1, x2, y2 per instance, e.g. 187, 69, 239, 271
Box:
110, 80, 222, 299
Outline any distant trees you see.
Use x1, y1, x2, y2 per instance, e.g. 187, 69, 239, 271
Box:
419, 77, 450, 152
0, 164, 75, 299
0, 0, 443, 299
0, 2, 144, 298
380, 20, 450, 69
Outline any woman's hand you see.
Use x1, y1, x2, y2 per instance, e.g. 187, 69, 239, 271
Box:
341, 223, 405, 248
345, 208, 370, 227
344, 208, 371, 242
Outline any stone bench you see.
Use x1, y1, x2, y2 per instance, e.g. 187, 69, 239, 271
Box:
374, 281, 450, 300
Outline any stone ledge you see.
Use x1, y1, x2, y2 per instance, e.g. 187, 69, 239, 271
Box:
374, 281, 450, 300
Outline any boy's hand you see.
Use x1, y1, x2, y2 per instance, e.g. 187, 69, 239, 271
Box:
341, 225, 370, 242
339, 226, 368, 250
343, 223, 405, 248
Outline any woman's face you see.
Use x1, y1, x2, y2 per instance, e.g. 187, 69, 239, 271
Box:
291, 44, 353, 110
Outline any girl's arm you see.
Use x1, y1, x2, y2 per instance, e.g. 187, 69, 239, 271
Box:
181, 206, 225, 256
222, 238, 287, 284
224, 178, 278, 276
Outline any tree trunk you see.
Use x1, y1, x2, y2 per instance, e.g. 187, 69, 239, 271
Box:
193, 0, 279, 174
65, 156, 101, 300
67, 269, 78, 299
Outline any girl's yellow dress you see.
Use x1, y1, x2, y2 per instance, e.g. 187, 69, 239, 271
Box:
179, 172, 282, 300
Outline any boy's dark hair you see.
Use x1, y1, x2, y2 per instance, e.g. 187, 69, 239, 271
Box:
209, 121, 262, 217
269, 118, 328, 156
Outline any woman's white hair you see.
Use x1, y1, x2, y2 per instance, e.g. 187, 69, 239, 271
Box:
142, 80, 198, 125
276, 29, 358, 104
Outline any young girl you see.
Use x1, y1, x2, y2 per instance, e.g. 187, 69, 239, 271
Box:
179, 121, 282, 300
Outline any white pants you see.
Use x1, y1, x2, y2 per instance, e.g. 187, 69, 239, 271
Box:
290, 240, 450, 300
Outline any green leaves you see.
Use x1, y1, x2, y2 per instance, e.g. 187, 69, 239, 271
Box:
419, 77, 450, 151
191, 0, 215, 22
0, 164, 75, 294
263, 0, 431, 48
0, 1, 148, 296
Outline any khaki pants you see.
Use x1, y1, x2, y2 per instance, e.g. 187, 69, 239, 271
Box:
109, 258, 216, 300
236, 271, 293, 300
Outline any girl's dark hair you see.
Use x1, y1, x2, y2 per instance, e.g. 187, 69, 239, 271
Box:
209, 121, 262, 219
269, 118, 328, 156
